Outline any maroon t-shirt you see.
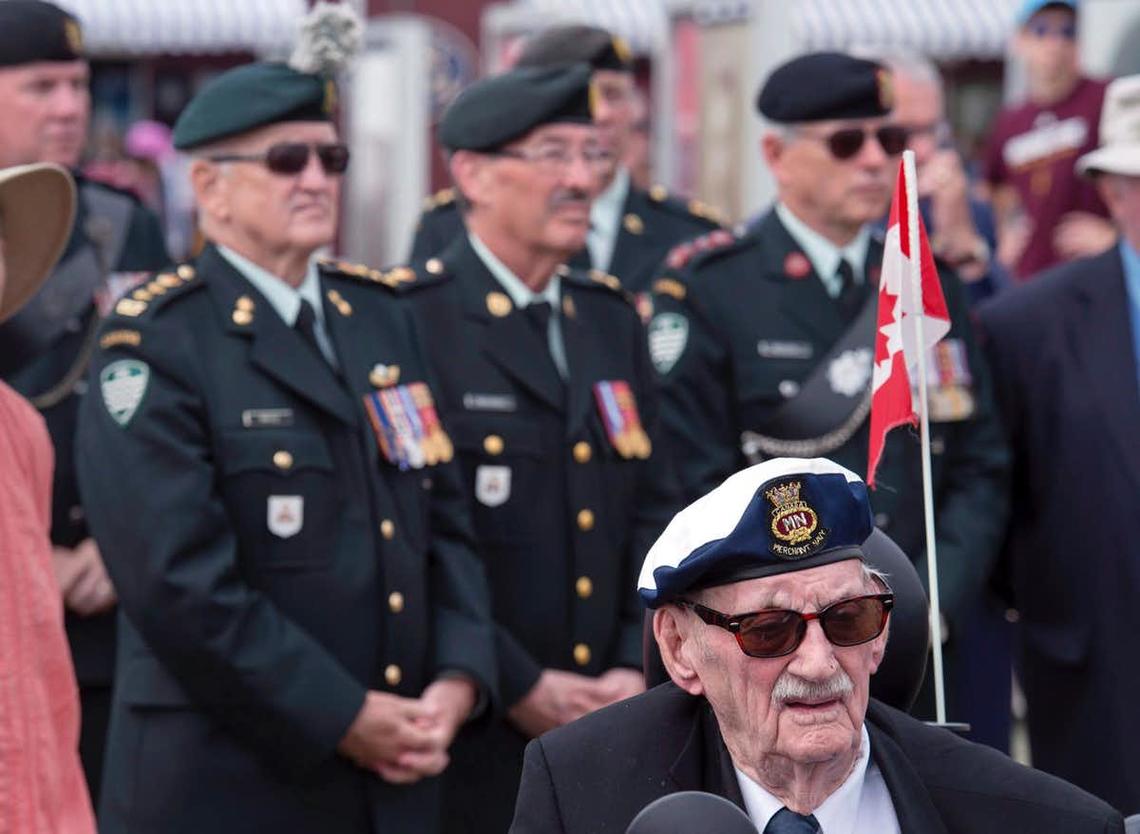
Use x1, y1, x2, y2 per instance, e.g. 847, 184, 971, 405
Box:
982, 76, 1110, 281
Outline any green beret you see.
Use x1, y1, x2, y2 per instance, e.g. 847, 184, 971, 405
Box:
0, 1, 83, 66
756, 52, 893, 123
515, 25, 633, 73
172, 62, 335, 150
439, 64, 594, 153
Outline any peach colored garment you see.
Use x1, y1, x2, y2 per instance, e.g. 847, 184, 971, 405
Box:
0, 380, 95, 834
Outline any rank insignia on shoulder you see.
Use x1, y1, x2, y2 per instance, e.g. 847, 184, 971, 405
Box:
100, 359, 150, 427
422, 187, 456, 211
665, 229, 735, 271
115, 298, 148, 318
589, 269, 622, 292
593, 380, 652, 460
687, 199, 728, 226
652, 278, 686, 301
99, 329, 142, 350
363, 381, 454, 470
623, 212, 644, 235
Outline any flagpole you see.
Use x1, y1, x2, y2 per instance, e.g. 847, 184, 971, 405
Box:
903, 150, 947, 724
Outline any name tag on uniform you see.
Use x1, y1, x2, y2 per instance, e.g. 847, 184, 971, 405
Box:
463, 392, 517, 413
242, 408, 294, 428
757, 340, 814, 360
267, 495, 303, 538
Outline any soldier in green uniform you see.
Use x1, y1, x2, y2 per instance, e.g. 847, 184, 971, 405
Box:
649, 52, 1010, 727
395, 63, 680, 832
0, 0, 169, 802
409, 24, 723, 295
75, 7, 494, 833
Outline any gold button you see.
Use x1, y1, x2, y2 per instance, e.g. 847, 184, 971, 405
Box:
232, 309, 253, 326
573, 643, 591, 666
380, 519, 395, 540
576, 576, 593, 599
272, 450, 293, 470
577, 509, 595, 531
572, 442, 592, 464
388, 591, 405, 613
483, 434, 504, 456
384, 664, 402, 686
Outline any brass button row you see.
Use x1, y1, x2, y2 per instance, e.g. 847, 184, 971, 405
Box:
572, 441, 592, 463
573, 643, 591, 667
384, 664, 402, 686
484, 434, 504, 456
575, 576, 593, 599
577, 509, 595, 531
380, 519, 395, 540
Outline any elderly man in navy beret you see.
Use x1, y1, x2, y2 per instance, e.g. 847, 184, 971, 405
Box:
511, 458, 1123, 833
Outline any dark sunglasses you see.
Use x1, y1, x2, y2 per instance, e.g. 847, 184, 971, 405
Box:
676, 593, 894, 658
206, 142, 350, 176
802, 126, 909, 161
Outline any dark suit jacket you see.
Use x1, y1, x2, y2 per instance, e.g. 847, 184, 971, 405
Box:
511, 683, 1124, 833
77, 246, 495, 834
405, 235, 680, 832
652, 211, 1010, 628
408, 182, 720, 293
977, 246, 1140, 814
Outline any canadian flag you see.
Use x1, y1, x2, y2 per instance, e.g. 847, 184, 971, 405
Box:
867, 160, 951, 487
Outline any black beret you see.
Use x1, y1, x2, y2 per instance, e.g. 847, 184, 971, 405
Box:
756, 52, 894, 123
515, 25, 633, 73
173, 63, 336, 150
0, 1, 83, 66
439, 64, 594, 153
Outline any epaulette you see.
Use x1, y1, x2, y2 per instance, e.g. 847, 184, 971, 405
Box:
561, 265, 636, 306
420, 187, 457, 213
663, 228, 737, 272
319, 258, 417, 290
647, 184, 728, 227
109, 264, 202, 321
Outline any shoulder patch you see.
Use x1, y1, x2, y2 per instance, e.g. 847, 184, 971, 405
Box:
422, 187, 456, 212
108, 266, 201, 321
664, 229, 737, 271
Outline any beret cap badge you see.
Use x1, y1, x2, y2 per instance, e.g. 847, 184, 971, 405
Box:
63, 18, 82, 55
766, 479, 829, 559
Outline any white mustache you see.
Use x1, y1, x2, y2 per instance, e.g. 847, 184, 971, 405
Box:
771, 669, 854, 705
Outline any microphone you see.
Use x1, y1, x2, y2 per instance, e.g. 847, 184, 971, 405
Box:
626, 791, 759, 834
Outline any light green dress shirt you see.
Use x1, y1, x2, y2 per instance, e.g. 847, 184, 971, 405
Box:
775, 202, 871, 298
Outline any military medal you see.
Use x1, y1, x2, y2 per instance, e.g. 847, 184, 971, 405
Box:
409, 382, 454, 464
363, 381, 451, 469
593, 380, 651, 460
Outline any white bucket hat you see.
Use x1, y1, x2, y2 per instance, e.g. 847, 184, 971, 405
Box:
0, 163, 76, 323
1077, 74, 1140, 178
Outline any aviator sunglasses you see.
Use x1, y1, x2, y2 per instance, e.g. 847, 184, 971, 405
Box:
800, 125, 909, 161
675, 593, 894, 658
206, 142, 351, 176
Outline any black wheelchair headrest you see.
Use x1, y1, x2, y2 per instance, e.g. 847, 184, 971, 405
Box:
642, 527, 931, 712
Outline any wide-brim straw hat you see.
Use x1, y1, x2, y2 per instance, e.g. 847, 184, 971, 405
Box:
0, 163, 75, 323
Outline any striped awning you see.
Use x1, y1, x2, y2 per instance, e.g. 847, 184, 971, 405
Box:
52, 0, 308, 56
516, 0, 670, 54
794, 0, 1025, 59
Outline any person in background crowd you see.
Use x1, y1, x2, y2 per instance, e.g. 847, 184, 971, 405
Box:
649, 51, 1010, 734
0, 162, 96, 834
74, 6, 495, 832
982, 0, 1115, 280
410, 25, 723, 294
623, 85, 653, 191
877, 51, 1007, 305
399, 62, 680, 834
978, 73, 1140, 815
0, 0, 169, 806
511, 458, 1123, 833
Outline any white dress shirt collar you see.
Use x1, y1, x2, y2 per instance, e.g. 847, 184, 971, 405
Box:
735, 725, 898, 834
587, 166, 631, 271
467, 232, 562, 309
216, 244, 325, 329
775, 203, 871, 298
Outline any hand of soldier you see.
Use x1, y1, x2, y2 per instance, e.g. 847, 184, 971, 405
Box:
1053, 211, 1118, 260
61, 538, 118, 616
338, 690, 449, 784
593, 668, 646, 708
508, 669, 610, 738
419, 676, 477, 746
372, 677, 477, 784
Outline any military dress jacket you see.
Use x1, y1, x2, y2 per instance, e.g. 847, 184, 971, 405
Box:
407, 183, 722, 293
404, 235, 679, 702
76, 245, 495, 834
649, 211, 1010, 626
0, 175, 168, 689
510, 682, 1125, 834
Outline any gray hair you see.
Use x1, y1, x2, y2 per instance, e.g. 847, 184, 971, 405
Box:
856, 48, 944, 97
